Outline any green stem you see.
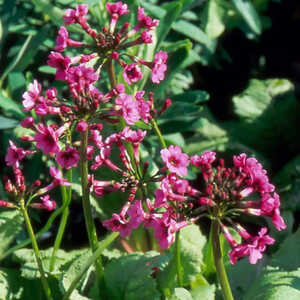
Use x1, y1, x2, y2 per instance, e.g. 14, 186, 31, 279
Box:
151, 118, 167, 149
80, 129, 104, 280
107, 57, 117, 89
20, 200, 53, 300
211, 220, 234, 300
49, 169, 73, 272
175, 231, 184, 287
63, 232, 119, 300
1, 198, 69, 260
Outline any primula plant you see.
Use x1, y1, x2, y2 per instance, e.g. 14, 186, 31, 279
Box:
0, 1, 299, 300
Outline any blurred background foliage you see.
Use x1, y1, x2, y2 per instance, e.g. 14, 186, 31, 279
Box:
1, 0, 300, 299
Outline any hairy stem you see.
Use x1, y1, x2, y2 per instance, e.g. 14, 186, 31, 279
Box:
20, 200, 53, 300
49, 169, 73, 271
80, 129, 104, 280
211, 220, 234, 300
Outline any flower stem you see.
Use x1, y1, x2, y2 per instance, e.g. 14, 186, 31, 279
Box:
211, 220, 234, 300
20, 200, 53, 300
80, 129, 104, 281
151, 118, 167, 149
151, 119, 184, 287
175, 231, 184, 286
1, 197, 70, 260
49, 169, 73, 272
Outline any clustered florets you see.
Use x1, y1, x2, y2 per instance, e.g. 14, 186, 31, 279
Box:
103, 147, 285, 264
0, 2, 285, 267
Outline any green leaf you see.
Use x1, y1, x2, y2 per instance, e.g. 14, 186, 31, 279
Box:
190, 284, 216, 300
243, 266, 300, 300
13, 248, 87, 279
170, 288, 193, 300
158, 224, 206, 291
0, 268, 23, 299
60, 249, 92, 300
232, 0, 262, 35
156, 1, 182, 50
203, 0, 227, 38
228, 79, 300, 160
104, 252, 171, 300
171, 90, 210, 104
227, 257, 263, 299
0, 210, 24, 259
172, 20, 217, 55
14, 26, 49, 72
271, 228, 300, 271
0, 91, 25, 119
0, 116, 19, 129
31, 0, 63, 26
8, 72, 26, 100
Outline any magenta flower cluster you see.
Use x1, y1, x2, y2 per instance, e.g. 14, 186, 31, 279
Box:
0, 2, 286, 269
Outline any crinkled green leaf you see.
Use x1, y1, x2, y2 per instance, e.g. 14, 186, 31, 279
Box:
190, 284, 216, 300
228, 79, 300, 160
170, 288, 193, 300
104, 252, 171, 300
243, 266, 300, 300
158, 224, 206, 292
13, 248, 87, 280
227, 257, 264, 299
0, 268, 24, 299
232, 0, 262, 35
0, 210, 24, 259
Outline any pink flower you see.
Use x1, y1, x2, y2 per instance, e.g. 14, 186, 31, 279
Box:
151, 51, 168, 84
127, 200, 146, 229
40, 195, 56, 211
55, 26, 69, 52
141, 31, 152, 44
49, 166, 71, 186
191, 151, 216, 167
34, 124, 60, 155
5, 141, 32, 168
21, 116, 35, 129
55, 26, 84, 52
123, 63, 142, 85
120, 126, 146, 143
137, 8, 159, 30
67, 65, 99, 92
22, 80, 42, 111
106, 1, 128, 16
161, 145, 189, 177
47, 52, 71, 81
152, 213, 187, 249
103, 213, 132, 237
136, 91, 152, 123
64, 4, 89, 25
56, 146, 80, 169
76, 120, 88, 132
115, 93, 140, 125
229, 227, 275, 264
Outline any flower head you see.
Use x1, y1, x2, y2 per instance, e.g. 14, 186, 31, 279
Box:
161, 145, 189, 177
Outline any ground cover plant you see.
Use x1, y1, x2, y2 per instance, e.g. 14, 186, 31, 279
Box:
1, 0, 300, 299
